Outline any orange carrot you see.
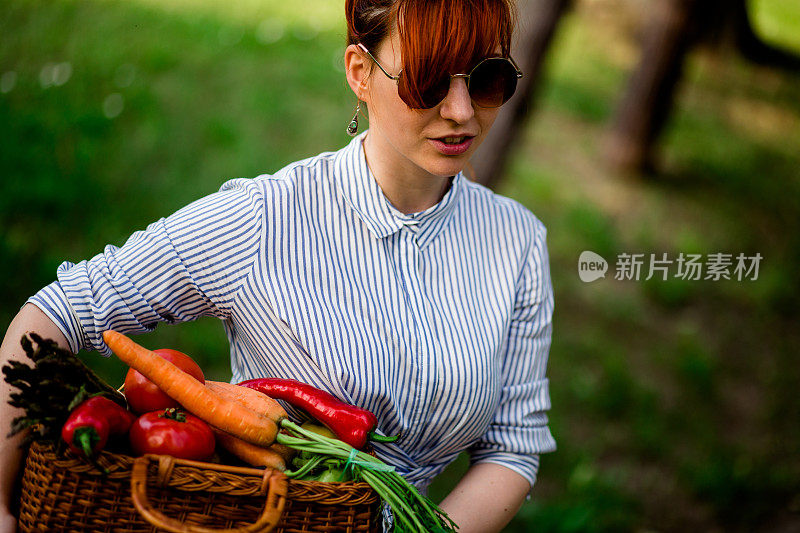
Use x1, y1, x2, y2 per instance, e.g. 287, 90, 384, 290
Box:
213, 429, 287, 471
204, 381, 294, 463
205, 381, 287, 423
102, 330, 278, 447
268, 442, 296, 463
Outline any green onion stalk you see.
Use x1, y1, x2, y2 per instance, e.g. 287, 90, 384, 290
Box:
277, 420, 458, 533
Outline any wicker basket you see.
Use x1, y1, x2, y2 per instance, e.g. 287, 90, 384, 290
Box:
18, 440, 380, 532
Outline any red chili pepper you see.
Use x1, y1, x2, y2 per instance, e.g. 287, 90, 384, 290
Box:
238, 378, 397, 449
61, 396, 136, 459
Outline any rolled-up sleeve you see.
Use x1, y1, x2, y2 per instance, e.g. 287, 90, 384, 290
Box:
468, 218, 556, 489
27, 178, 265, 355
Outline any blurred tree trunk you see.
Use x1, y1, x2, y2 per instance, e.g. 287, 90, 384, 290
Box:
605, 0, 800, 174
603, 0, 698, 174
468, 0, 572, 188
700, 0, 800, 71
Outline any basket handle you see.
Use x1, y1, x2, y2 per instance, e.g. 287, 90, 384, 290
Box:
130, 455, 287, 533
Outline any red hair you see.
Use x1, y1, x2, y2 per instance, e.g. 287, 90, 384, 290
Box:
346, 0, 516, 109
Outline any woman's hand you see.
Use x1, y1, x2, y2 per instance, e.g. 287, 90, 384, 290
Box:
438, 462, 531, 533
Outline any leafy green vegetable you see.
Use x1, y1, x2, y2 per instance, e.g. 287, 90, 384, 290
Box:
287, 453, 353, 482
278, 420, 457, 533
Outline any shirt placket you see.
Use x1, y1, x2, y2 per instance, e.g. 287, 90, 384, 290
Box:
395, 222, 436, 448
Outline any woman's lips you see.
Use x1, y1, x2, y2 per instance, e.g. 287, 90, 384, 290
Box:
428, 136, 475, 156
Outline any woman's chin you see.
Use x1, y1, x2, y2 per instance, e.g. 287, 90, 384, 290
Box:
425, 159, 470, 179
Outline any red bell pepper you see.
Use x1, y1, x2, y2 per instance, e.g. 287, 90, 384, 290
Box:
61, 396, 136, 459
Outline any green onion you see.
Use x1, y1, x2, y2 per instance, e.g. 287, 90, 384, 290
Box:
284, 453, 324, 479
277, 420, 457, 533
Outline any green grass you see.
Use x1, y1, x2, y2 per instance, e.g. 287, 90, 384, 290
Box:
1, 0, 353, 382
3, 0, 800, 531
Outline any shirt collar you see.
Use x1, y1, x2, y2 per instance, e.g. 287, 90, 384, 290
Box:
332, 130, 462, 246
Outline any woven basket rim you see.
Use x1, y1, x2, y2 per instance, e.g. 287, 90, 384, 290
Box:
21, 439, 380, 532
27, 439, 379, 503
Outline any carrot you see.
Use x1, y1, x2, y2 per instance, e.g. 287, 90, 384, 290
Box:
205, 381, 287, 423
213, 429, 287, 471
102, 330, 278, 447
269, 442, 296, 463
204, 381, 294, 464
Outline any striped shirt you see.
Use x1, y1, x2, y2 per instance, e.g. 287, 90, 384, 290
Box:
29, 130, 556, 491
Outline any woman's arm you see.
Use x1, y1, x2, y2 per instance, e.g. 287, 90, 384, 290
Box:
439, 462, 530, 533
25, 178, 266, 357
0, 304, 70, 532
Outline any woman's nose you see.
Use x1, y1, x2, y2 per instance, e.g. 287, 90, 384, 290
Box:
438, 77, 474, 123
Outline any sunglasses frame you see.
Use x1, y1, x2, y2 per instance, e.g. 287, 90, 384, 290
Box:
356, 43, 523, 109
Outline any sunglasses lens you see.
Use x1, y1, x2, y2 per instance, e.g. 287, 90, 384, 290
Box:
411, 76, 451, 109
397, 75, 446, 110
398, 58, 519, 109
424, 77, 452, 109
469, 58, 518, 108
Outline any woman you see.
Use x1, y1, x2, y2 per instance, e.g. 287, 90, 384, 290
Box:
0, 0, 555, 531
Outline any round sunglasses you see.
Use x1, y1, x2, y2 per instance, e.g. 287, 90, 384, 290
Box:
357, 43, 523, 110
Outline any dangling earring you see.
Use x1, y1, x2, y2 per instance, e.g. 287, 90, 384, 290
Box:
346, 101, 360, 137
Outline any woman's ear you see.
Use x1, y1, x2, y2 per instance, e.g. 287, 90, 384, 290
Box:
344, 44, 371, 102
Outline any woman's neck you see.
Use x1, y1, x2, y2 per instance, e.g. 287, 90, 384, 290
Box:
362, 131, 452, 215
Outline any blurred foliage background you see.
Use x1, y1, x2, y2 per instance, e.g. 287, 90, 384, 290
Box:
2, 0, 799, 531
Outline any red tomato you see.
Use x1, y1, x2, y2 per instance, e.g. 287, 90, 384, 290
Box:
124, 348, 204, 414
129, 409, 215, 461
